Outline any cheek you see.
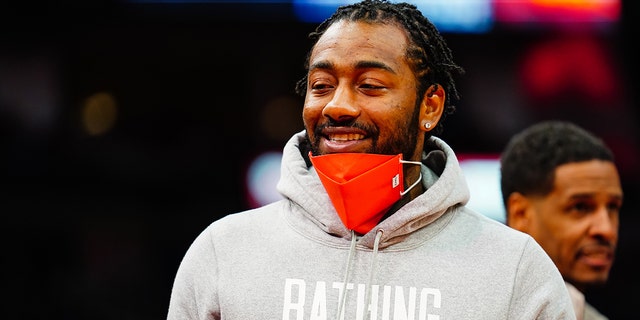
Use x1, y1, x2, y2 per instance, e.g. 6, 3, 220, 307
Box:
370, 103, 415, 131
541, 219, 581, 252
302, 103, 323, 129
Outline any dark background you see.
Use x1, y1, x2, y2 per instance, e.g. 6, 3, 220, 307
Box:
1, 1, 638, 319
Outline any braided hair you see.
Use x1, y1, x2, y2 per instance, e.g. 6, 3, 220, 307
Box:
295, 0, 465, 136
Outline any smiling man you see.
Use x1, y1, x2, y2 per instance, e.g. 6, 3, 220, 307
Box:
500, 120, 623, 320
167, 1, 575, 319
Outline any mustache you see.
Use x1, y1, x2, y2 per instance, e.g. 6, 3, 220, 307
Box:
317, 120, 376, 133
579, 241, 616, 257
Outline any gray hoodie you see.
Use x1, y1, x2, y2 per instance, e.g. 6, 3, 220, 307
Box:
167, 131, 576, 320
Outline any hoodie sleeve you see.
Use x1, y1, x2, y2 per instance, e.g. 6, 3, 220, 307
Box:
167, 225, 220, 320
509, 237, 576, 319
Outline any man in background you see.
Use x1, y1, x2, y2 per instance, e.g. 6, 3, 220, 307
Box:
500, 120, 623, 320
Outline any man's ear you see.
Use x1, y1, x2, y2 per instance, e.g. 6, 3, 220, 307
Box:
506, 192, 532, 232
419, 84, 445, 132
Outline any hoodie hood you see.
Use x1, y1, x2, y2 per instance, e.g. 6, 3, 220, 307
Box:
169, 129, 576, 319
277, 130, 470, 250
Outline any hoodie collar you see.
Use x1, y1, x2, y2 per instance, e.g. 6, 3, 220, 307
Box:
277, 131, 470, 250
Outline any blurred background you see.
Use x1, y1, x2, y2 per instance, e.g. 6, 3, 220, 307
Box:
1, 0, 637, 319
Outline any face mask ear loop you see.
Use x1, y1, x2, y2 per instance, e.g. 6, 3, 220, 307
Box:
399, 160, 423, 196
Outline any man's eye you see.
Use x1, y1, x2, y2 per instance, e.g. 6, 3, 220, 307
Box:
311, 83, 332, 91
360, 84, 383, 89
607, 202, 622, 213
572, 202, 594, 213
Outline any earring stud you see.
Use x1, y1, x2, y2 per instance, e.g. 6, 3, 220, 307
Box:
424, 122, 431, 129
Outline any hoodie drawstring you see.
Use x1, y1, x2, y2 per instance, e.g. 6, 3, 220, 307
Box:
364, 229, 383, 320
337, 229, 384, 320
337, 230, 358, 320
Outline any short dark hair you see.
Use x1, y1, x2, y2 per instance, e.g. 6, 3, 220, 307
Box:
500, 120, 615, 209
295, 0, 464, 136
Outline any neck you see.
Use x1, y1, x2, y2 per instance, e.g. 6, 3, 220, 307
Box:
380, 165, 425, 221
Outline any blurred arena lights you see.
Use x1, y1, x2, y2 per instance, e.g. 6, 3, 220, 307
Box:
494, 0, 620, 26
245, 151, 285, 208
125, 0, 620, 32
293, 0, 493, 33
457, 154, 505, 223
81, 92, 119, 137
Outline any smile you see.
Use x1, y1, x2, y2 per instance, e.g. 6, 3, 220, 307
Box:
328, 133, 365, 141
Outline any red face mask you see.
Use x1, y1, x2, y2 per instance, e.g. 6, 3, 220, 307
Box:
309, 152, 422, 234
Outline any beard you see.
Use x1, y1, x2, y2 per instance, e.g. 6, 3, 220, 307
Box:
307, 101, 422, 161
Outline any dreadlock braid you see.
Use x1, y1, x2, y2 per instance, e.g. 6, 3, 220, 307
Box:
295, 0, 465, 136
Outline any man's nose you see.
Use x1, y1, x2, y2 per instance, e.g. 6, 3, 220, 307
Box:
589, 206, 618, 241
322, 86, 360, 122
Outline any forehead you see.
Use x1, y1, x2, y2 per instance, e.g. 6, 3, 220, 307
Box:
553, 160, 623, 198
310, 20, 409, 66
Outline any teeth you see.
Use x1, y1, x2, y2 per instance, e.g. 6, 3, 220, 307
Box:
329, 134, 364, 141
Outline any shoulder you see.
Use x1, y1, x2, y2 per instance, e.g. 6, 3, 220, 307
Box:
454, 206, 530, 241
434, 206, 544, 262
208, 201, 285, 236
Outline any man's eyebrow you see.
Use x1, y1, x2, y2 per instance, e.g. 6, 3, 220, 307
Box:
355, 60, 396, 74
568, 193, 623, 202
309, 60, 396, 74
309, 60, 333, 71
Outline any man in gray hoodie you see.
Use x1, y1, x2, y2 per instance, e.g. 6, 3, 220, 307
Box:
167, 1, 575, 319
